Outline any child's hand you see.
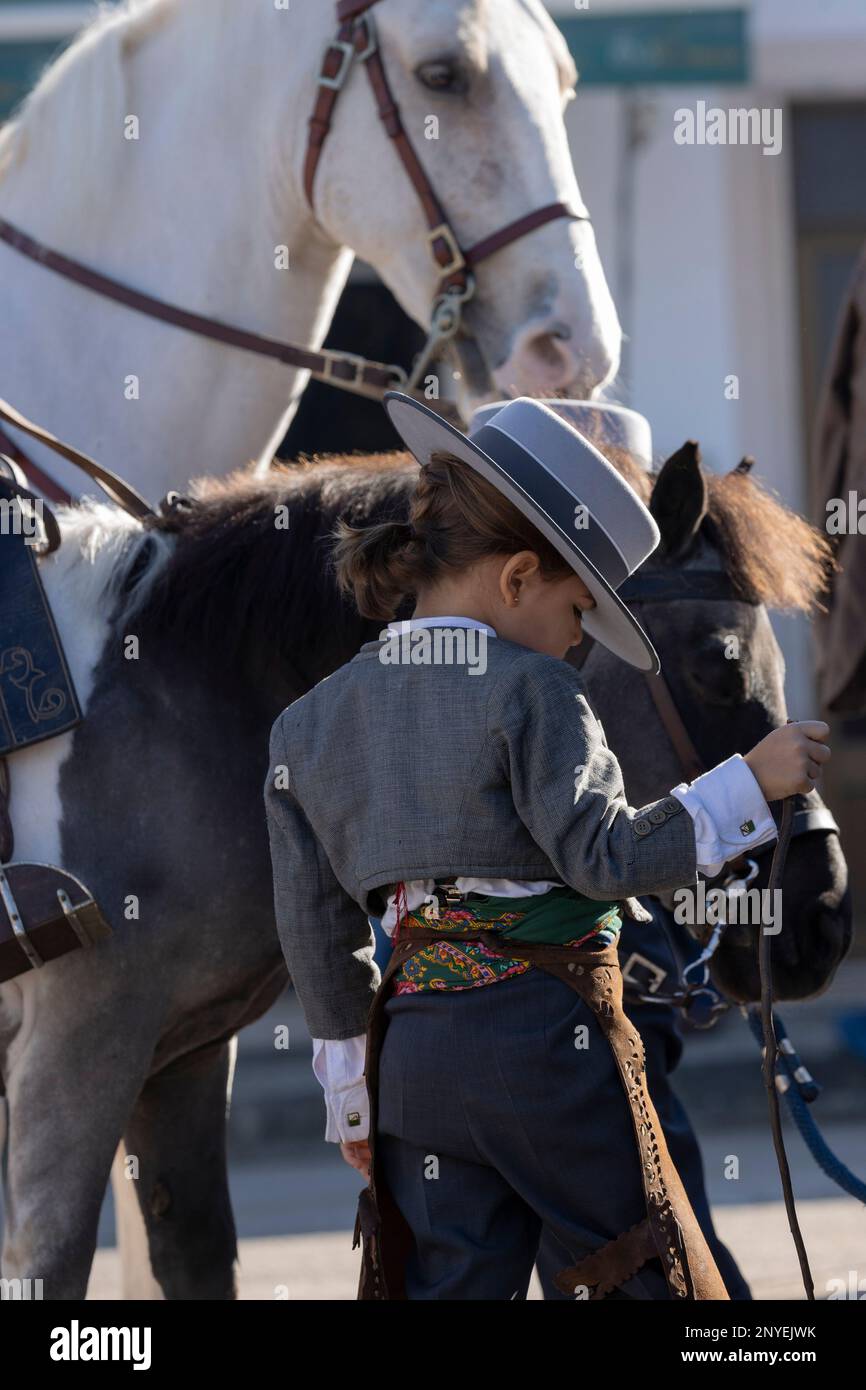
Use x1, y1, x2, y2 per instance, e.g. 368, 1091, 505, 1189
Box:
743, 721, 831, 801
340, 1139, 371, 1178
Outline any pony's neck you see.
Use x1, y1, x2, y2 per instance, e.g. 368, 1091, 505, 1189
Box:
0, 0, 351, 486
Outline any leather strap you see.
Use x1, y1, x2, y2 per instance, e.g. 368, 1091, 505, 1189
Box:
0, 424, 73, 506
554, 1217, 657, 1299
463, 203, 580, 267
643, 668, 706, 783
337, 0, 379, 18
0, 219, 404, 404
359, 928, 730, 1300
0, 393, 155, 521
0, 759, 12, 864
618, 570, 746, 604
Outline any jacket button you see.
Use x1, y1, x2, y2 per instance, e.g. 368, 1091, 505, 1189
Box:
634, 818, 651, 836
648, 809, 666, 825
662, 798, 681, 814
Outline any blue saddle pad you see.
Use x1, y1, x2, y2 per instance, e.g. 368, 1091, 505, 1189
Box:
0, 479, 81, 753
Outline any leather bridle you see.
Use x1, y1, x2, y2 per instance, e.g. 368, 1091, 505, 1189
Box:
0, 0, 584, 505
304, 0, 584, 393
616, 569, 838, 844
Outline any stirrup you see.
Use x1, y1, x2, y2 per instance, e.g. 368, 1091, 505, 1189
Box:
0, 861, 111, 983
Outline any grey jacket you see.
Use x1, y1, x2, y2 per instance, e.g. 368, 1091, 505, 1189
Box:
265, 631, 698, 1040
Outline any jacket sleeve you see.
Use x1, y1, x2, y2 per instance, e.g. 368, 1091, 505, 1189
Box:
489, 655, 698, 900
265, 717, 380, 1041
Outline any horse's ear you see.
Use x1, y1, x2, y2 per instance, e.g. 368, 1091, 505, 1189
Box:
649, 441, 708, 559
732, 455, 755, 475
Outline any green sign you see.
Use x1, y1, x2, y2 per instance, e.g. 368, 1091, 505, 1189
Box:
0, 40, 69, 120
558, 9, 749, 86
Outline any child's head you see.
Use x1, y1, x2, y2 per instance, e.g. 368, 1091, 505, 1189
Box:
333, 450, 597, 659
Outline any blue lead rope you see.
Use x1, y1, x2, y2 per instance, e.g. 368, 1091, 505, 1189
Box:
745, 1005, 866, 1205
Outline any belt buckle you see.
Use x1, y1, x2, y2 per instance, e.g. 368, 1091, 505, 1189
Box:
434, 880, 464, 910
621, 951, 666, 995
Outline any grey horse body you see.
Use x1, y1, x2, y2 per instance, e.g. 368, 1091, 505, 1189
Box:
0, 453, 850, 1297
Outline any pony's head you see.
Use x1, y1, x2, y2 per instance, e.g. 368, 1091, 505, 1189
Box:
576, 445, 851, 1001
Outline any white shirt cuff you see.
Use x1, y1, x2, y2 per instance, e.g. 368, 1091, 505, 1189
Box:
311, 1035, 369, 1142
670, 753, 777, 878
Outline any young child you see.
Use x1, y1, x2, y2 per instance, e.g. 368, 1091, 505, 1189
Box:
265, 394, 830, 1302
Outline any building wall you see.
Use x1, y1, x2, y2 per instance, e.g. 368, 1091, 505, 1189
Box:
552, 0, 866, 719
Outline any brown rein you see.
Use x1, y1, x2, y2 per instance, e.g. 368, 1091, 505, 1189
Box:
616, 584, 815, 1299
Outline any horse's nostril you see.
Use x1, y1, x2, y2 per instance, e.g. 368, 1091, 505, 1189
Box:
530, 332, 571, 372
549, 320, 572, 342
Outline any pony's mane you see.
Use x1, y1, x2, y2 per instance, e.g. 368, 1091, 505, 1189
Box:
0, 0, 180, 187
113, 453, 419, 679
53, 444, 831, 689
698, 470, 832, 611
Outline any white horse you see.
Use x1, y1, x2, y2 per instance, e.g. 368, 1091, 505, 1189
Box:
0, 0, 620, 504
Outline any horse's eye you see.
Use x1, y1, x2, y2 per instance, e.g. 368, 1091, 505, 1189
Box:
416, 60, 465, 94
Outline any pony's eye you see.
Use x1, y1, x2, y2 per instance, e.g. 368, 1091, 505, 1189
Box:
416, 60, 466, 94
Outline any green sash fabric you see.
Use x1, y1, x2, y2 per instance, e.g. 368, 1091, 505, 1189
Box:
392, 885, 622, 994
462, 884, 620, 943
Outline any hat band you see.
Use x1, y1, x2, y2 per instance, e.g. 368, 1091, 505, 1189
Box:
471, 424, 630, 588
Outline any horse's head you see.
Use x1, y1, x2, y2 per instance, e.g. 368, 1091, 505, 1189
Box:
304, 0, 620, 411
575, 444, 852, 1002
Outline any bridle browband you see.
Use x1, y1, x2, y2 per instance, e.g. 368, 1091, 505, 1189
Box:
0, 0, 584, 506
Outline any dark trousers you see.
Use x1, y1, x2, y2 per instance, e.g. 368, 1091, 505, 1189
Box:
377, 966, 673, 1300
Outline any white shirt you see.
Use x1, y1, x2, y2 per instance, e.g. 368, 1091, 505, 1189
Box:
309, 616, 777, 1143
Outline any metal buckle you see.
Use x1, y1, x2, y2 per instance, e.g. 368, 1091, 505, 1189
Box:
621, 951, 666, 995
317, 38, 355, 91
355, 13, 378, 62
434, 881, 464, 909
320, 350, 366, 386
427, 223, 466, 279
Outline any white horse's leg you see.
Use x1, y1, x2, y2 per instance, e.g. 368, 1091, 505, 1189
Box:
114, 1037, 239, 1300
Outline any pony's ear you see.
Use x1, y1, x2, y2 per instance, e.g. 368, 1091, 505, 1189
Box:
650, 440, 708, 559
731, 455, 755, 475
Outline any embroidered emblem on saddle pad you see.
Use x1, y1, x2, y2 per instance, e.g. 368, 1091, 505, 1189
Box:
0, 478, 81, 754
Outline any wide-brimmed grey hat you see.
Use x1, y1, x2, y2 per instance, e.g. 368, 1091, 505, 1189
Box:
470, 399, 653, 470
383, 391, 661, 672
